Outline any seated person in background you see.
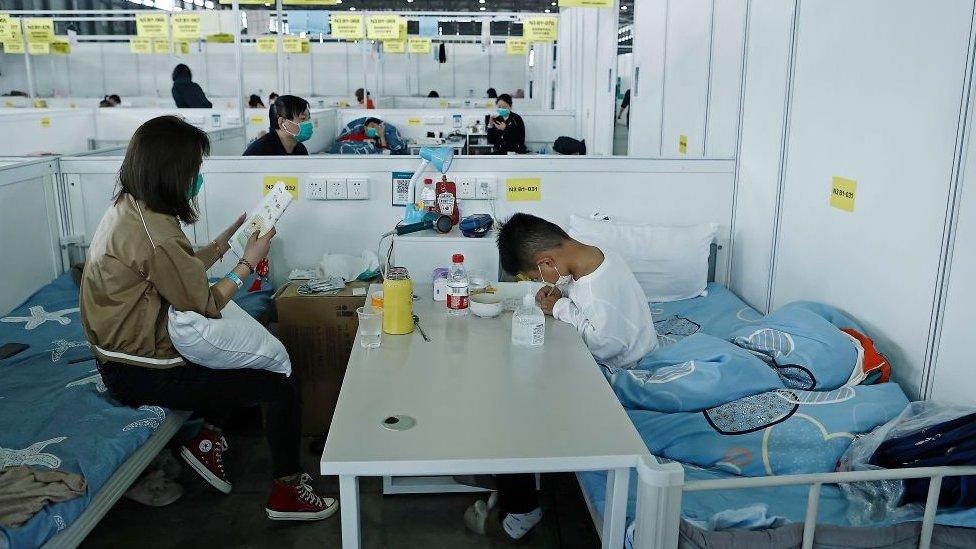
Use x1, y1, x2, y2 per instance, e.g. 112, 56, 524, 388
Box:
427, 90, 440, 98
243, 95, 312, 156
486, 87, 498, 99
268, 91, 279, 104
487, 94, 527, 154
81, 115, 337, 521
99, 98, 115, 108
171, 64, 212, 108
552, 136, 586, 155
248, 94, 266, 109
463, 213, 658, 542
338, 117, 388, 150
108, 94, 121, 106
355, 87, 375, 109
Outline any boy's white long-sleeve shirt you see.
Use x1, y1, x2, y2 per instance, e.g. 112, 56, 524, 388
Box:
551, 250, 659, 370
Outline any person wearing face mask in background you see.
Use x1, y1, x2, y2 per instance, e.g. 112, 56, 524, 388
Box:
337, 117, 388, 152
486, 94, 527, 154
460, 212, 658, 542
243, 95, 313, 156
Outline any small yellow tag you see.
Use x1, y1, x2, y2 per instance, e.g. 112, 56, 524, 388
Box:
407, 117, 422, 126
830, 176, 856, 212
678, 135, 688, 154
40, 117, 51, 128
506, 178, 542, 201
262, 176, 300, 199
249, 115, 265, 125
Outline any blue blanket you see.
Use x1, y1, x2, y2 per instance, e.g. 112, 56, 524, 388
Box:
330, 117, 408, 154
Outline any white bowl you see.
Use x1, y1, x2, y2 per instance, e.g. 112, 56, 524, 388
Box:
470, 293, 504, 318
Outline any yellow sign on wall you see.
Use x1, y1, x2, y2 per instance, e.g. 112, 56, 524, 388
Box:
256, 36, 277, 53
399, 19, 407, 41
130, 37, 152, 54
678, 134, 688, 154
40, 117, 51, 128
176, 40, 191, 55
171, 14, 201, 41
263, 176, 300, 199
153, 40, 171, 54
283, 36, 303, 53
407, 117, 422, 126
523, 17, 558, 42
3, 41, 24, 54
367, 15, 401, 40
506, 38, 529, 55
25, 19, 54, 43
249, 115, 265, 126
330, 14, 363, 40
408, 37, 431, 54
136, 13, 169, 39
28, 42, 50, 55
559, 0, 613, 6
0, 13, 13, 41
51, 37, 71, 54
384, 40, 405, 54
506, 178, 542, 201
830, 176, 857, 212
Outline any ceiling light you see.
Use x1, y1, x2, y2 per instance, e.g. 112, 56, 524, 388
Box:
621, 5, 628, 10
479, 6, 485, 9
349, 6, 356, 10
551, 1, 556, 4
204, 0, 213, 7
479, 0, 485, 3
544, 8, 550, 12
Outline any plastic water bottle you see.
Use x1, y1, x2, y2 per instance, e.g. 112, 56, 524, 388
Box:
512, 291, 545, 347
446, 254, 469, 316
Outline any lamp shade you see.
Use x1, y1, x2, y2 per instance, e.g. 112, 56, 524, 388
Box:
419, 146, 454, 174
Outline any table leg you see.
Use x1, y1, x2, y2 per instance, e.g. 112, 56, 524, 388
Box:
602, 467, 630, 549
339, 475, 361, 549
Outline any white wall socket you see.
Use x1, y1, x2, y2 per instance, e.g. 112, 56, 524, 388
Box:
457, 176, 477, 199
476, 177, 496, 199
327, 178, 348, 200
347, 178, 369, 200
307, 176, 328, 200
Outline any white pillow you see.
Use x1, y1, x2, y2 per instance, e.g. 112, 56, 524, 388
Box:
568, 215, 718, 302
168, 300, 292, 376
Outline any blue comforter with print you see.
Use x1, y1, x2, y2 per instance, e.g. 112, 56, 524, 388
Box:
0, 273, 274, 549
330, 117, 408, 155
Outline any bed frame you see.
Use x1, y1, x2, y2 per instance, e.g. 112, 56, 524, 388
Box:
41, 410, 191, 549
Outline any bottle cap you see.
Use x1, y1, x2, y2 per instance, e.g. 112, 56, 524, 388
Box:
452, 254, 464, 263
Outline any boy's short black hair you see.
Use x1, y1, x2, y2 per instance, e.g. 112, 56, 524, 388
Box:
115, 115, 210, 225
497, 93, 513, 107
269, 95, 309, 130
496, 213, 570, 276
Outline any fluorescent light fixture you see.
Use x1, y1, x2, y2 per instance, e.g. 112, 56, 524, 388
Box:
479, 6, 485, 10
350, 6, 356, 10
204, 0, 213, 7
621, 5, 628, 10
544, 8, 550, 12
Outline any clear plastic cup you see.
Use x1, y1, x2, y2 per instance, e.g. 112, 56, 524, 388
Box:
357, 306, 383, 348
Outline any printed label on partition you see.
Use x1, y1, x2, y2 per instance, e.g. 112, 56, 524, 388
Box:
40, 117, 51, 128
506, 38, 529, 55
172, 14, 201, 41
679, 134, 688, 154
367, 15, 401, 40
256, 36, 277, 53
830, 176, 856, 212
523, 17, 558, 42
506, 178, 542, 201
283, 36, 303, 53
136, 14, 169, 39
331, 14, 364, 40
384, 40, 406, 54
391, 171, 414, 206
25, 19, 54, 43
3, 41, 25, 54
263, 176, 300, 199
408, 37, 432, 54
51, 38, 71, 54
153, 40, 171, 54
407, 117, 422, 126
0, 13, 13, 41
130, 37, 152, 54
28, 42, 49, 55
250, 115, 265, 125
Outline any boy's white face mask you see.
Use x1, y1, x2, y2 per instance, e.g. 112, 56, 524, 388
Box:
538, 263, 573, 289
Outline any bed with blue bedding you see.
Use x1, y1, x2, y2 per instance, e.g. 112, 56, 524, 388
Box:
577, 283, 976, 548
0, 273, 273, 549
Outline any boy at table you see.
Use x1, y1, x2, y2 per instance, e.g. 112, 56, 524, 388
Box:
463, 213, 659, 541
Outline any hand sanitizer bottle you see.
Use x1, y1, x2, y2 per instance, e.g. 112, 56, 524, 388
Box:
512, 291, 545, 347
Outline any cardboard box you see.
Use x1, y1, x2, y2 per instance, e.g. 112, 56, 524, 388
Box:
275, 281, 369, 436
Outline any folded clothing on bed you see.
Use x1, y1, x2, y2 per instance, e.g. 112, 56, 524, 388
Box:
0, 467, 86, 528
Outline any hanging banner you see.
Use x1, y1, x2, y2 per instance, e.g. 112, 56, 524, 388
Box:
25, 18, 54, 43
28, 42, 50, 55
384, 40, 405, 54
283, 36, 303, 53
0, 13, 13, 41
130, 37, 152, 54
255, 36, 277, 53
330, 14, 363, 40
366, 15, 400, 40
559, 0, 613, 6
136, 13, 169, 39
408, 37, 431, 54
153, 39, 171, 54
171, 14, 201, 41
506, 38, 529, 55
51, 37, 71, 54
523, 17, 558, 42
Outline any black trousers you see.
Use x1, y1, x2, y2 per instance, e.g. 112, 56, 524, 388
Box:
98, 360, 302, 478
496, 474, 539, 514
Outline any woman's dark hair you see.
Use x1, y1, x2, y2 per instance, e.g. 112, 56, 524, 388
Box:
487, 88, 498, 98
248, 94, 265, 108
116, 116, 210, 225
427, 90, 440, 98
269, 95, 310, 130
497, 93, 513, 107
364, 117, 383, 127
269, 92, 279, 102
172, 64, 192, 82
108, 94, 121, 104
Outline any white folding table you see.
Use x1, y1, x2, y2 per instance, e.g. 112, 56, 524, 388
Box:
321, 287, 649, 549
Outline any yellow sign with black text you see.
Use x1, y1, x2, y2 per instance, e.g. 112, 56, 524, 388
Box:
506, 38, 529, 55
136, 13, 169, 39
256, 36, 277, 53
523, 17, 558, 42
384, 40, 405, 54
830, 176, 856, 212
330, 14, 363, 40
51, 37, 70, 54
25, 19, 54, 43
506, 178, 542, 201
283, 36, 303, 53
0, 13, 13, 41
408, 37, 431, 54
153, 39, 171, 54
263, 176, 300, 199
679, 134, 688, 154
28, 42, 49, 55
171, 14, 201, 41
367, 15, 400, 40
130, 37, 152, 54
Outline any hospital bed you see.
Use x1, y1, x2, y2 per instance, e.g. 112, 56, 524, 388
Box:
574, 267, 976, 548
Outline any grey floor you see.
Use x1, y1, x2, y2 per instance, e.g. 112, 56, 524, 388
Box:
82, 428, 601, 549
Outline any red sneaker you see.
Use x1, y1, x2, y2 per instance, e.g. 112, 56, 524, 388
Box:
179, 427, 232, 494
265, 473, 339, 521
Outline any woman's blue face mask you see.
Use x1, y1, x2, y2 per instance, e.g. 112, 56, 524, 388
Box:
188, 173, 203, 199
365, 127, 379, 138
284, 119, 314, 142
497, 108, 511, 118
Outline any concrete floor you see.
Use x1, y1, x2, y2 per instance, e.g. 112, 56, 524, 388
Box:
83, 424, 601, 549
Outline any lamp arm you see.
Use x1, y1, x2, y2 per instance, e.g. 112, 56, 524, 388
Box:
407, 158, 431, 205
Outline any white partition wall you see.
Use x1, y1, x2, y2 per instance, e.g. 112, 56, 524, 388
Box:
0, 159, 62, 315
0, 109, 95, 155
59, 156, 735, 287
628, 0, 748, 158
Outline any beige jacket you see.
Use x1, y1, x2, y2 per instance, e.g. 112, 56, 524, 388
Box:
80, 194, 230, 368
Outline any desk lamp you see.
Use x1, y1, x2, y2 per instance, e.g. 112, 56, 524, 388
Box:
404, 146, 454, 223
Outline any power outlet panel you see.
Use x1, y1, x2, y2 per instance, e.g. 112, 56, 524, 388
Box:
327, 178, 348, 200
347, 178, 369, 200
456, 176, 477, 199
476, 177, 497, 199
307, 176, 328, 200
